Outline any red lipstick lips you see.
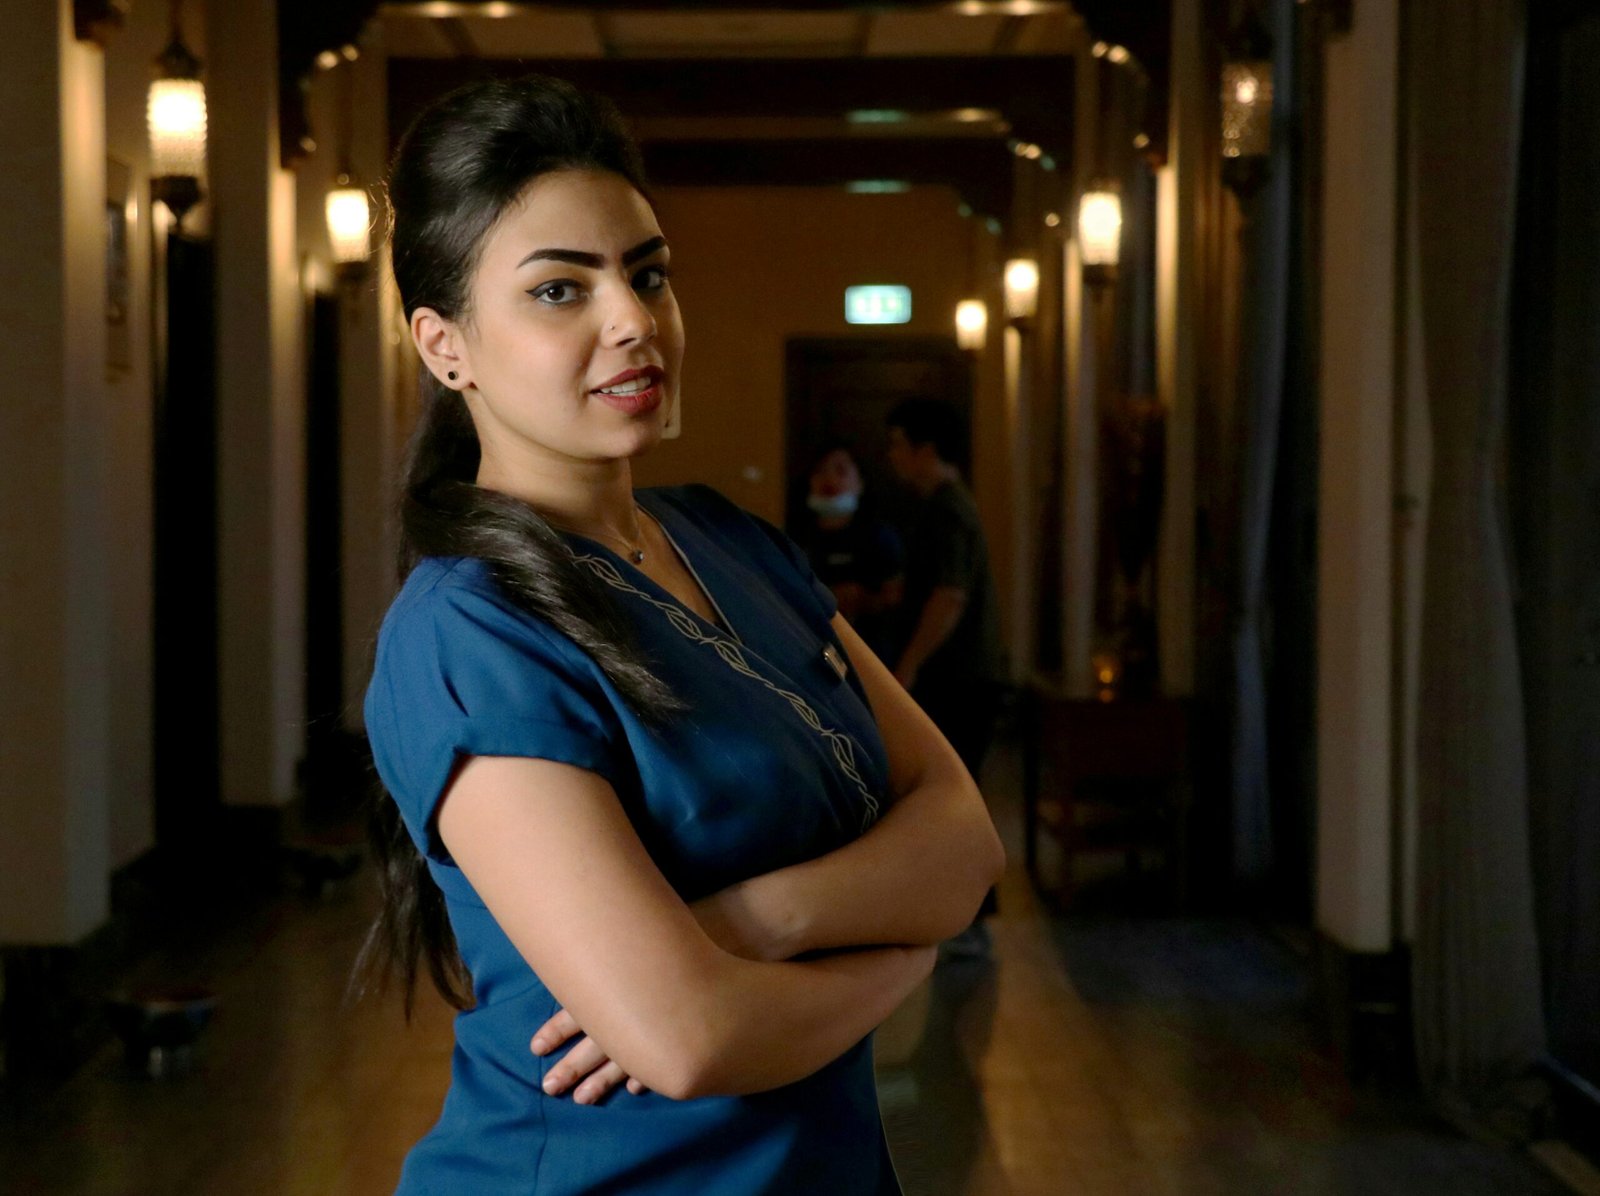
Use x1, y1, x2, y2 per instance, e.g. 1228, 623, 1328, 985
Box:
591, 365, 665, 416
593, 365, 662, 391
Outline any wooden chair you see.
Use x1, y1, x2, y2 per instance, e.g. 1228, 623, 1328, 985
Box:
1021, 686, 1190, 910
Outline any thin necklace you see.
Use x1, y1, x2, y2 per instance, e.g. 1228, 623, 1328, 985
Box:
547, 502, 648, 564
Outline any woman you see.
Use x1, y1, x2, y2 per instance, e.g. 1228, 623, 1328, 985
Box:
360, 74, 1003, 1194
794, 440, 905, 663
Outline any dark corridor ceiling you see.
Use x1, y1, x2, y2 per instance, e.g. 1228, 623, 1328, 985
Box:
279, 1, 1172, 219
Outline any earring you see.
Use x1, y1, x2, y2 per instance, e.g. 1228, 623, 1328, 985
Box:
447, 371, 458, 382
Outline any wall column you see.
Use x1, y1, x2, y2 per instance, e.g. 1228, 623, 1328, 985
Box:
208, 0, 306, 808
1155, 0, 1201, 700
1315, 0, 1400, 953
1059, 31, 1102, 698
0, 0, 111, 942
340, 26, 401, 729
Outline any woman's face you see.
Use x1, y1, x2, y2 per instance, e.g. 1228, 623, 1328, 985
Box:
450, 168, 684, 471
809, 450, 862, 499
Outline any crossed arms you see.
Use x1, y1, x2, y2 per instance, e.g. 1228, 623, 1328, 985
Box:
435, 612, 1005, 1103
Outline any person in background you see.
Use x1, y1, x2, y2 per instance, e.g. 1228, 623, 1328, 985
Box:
885, 398, 1004, 958
795, 441, 905, 663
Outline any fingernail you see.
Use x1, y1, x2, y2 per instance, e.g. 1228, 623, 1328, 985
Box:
530, 1036, 547, 1054
542, 1072, 561, 1094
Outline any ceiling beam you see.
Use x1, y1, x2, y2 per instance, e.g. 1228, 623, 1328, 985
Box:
642, 136, 1027, 218
387, 54, 1075, 157
285, 0, 1169, 189
376, 1, 1075, 14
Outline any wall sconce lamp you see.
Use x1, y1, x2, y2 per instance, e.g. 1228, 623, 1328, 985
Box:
1077, 186, 1122, 290
1003, 259, 1039, 322
1221, 5, 1274, 196
325, 57, 372, 283
955, 298, 988, 351
326, 176, 372, 281
147, 0, 206, 227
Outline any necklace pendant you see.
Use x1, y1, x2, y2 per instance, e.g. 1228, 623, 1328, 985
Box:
631, 549, 645, 564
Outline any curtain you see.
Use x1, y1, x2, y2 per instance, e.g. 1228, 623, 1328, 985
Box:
1230, 0, 1296, 883
1408, 0, 1546, 1101
1512, 8, 1600, 1107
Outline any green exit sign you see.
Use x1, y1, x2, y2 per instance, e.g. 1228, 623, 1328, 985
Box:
845, 285, 912, 325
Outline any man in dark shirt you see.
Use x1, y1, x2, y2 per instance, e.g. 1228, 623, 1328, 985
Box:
886, 399, 1003, 956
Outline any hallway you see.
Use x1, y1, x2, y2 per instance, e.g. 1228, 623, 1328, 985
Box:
0, 742, 1567, 1196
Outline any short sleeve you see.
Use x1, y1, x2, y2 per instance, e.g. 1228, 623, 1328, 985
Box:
363, 566, 626, 864
928, 504, 979, 592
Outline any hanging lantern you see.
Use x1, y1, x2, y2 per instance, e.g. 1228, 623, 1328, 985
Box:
326, 175, 372, 277
324, 54, 373, 282
955, 298, 988, 351
1003, 259, 1039, 321
147, 1, 206, 225
1221, 6, 1274, 195
1077, 185, 1122, 289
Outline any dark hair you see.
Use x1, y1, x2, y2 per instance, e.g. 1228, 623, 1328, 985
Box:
887, 397, 965, 464
809, 438, 861, 475
354, 74, 683, 1016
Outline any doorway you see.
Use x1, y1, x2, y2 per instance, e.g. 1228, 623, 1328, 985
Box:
151, 233, 219, 853
302, 290, 351, 822
783, 336, 974, 538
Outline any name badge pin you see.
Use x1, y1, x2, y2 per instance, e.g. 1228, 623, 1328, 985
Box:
822, 643, 849, 681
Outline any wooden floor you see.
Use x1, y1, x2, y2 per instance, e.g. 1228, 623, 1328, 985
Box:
0, 741, 1572, 1195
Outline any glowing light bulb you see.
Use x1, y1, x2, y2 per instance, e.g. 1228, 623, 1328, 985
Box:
1003, 259, 1039, 320
955, 299, 988, 350
1077, 189, 1122, 269
326, 185, 372, 265
147, 78, 207, 179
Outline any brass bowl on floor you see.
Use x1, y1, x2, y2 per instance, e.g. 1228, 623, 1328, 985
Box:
105, 987, 217, 1079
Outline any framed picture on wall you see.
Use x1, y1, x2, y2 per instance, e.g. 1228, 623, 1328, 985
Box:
105, 155, 131, 378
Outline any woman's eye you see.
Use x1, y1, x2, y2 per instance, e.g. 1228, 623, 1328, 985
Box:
634, 265, 671, 292
531, 281, 581, 306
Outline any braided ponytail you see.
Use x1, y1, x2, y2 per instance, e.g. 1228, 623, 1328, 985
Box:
354, 75, 681, 1015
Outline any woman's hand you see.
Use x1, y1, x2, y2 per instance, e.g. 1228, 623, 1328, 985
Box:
530, 1009, 647, 1102
527, 885, 786, 1102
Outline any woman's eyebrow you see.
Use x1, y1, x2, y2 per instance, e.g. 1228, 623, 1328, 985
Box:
517, 236, 668, 270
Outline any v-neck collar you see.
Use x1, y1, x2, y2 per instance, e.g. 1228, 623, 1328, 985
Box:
558, 490, 741, 643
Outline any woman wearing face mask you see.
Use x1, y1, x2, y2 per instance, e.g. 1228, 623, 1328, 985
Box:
796, 442, 906, 664
357, 74, 1003, 1194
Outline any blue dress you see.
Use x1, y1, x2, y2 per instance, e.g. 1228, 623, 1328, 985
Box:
364, 484, 902, 1194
